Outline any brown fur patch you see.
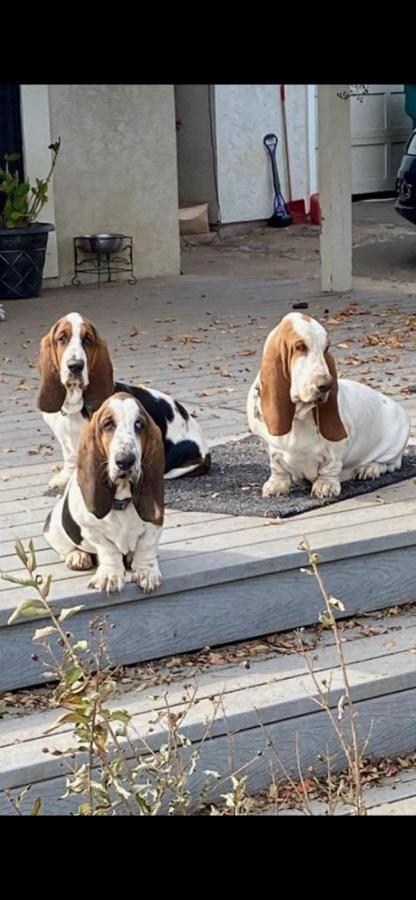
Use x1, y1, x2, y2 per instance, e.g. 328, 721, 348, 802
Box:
134, 414, 165, 526
37, 327, 66, 413
314, 352, 347, 442
260, 319, 307, 436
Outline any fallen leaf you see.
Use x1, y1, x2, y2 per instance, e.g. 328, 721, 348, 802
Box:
180, 335, 204, 344
165, 656, 183, 668
208, 652, 224, 665
215, 366, 234, 378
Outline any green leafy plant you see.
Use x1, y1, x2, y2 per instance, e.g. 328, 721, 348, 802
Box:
0, 139, 61, 229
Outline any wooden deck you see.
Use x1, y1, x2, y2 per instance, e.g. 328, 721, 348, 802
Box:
2, 609, 416, 814
1, 277, 416, 693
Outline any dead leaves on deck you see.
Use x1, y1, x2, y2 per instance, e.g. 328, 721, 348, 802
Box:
27, 444, 55, 457
325, 303, 360, 325
323, 303, 416, 397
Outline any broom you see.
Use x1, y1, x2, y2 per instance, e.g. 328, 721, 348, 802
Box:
280, 84, 307, 224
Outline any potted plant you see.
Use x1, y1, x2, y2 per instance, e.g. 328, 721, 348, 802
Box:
0, 138, 61, 300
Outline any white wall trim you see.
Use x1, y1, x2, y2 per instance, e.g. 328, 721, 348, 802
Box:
307, 83, 317, 201
20, 85, 58, 278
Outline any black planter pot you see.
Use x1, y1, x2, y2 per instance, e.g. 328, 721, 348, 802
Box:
0, 222, 55, 300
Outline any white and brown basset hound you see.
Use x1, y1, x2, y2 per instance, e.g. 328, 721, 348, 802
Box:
247, 312, 410, 499
44, 392, 164, 593
37, 312, 210, 491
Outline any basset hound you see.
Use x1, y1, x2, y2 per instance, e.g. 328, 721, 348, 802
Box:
44, 392, 164, 593
37, 312, 210, 491
247, 312, 410, 500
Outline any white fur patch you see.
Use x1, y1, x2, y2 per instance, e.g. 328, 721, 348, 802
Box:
60, 312, 88, 388
107, 396, 143, 485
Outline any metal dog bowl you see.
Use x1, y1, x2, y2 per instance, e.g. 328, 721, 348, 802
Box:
78, 233, 125, 254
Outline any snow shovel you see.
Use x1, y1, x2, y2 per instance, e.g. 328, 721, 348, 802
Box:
263, 133, 292, 228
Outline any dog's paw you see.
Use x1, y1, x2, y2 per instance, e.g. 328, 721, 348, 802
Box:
311, 478, 341, 499
355, 462, 387, 481
262, 476, 290, 498
88, 566, 125, 593
66, 550, 95, 571
134, 566, 162, 594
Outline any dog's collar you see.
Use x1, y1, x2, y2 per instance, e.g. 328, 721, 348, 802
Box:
112, 497, 132, 511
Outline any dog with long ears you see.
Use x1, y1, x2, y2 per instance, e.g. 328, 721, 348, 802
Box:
247, 312, 410, 499
38, 312, 210, 490
44, 392, 164, 593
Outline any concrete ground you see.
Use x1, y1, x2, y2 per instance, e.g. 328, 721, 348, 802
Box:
181, 199, 416, 287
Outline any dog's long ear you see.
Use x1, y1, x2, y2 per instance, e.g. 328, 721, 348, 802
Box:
133, 414, 165, 526
260, 328, 295, 436
317, 352, 347, 442
37, 331, 66, 413
77, 417, 114, 518
83, 332, 114, 413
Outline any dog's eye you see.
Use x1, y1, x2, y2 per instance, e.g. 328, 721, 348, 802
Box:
102, 419, 115, 432
295, 341, 306, 352
83, 333, 93, 346
57, 333, 67, 345
134, 419, 143, 432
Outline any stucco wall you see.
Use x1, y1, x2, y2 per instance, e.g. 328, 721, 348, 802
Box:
214, 84, 309, 224
175, 85, 219, 223
284, 84, 309, 208
48, 85, 180, 284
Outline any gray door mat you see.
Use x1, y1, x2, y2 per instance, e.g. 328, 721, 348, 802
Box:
165, 436, 416, 519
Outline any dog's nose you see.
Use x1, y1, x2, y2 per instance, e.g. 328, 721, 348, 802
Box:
318, 381, 333, 394
68, 360, 84, 375
115, 452, 136, 472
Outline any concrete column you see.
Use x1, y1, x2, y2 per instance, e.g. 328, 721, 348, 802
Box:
318, 85, 352, 292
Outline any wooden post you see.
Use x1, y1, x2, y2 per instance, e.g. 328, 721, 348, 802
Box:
318, 85, 352, 293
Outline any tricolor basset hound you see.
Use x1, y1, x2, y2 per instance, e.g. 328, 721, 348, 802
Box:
247, 312, 410, 499
37, 312, 210, 491
44, 392, 164, 593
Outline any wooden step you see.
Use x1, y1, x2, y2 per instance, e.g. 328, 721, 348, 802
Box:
261, 770, 416, 815
2, 478, 416, 691
2, 615, 416, 814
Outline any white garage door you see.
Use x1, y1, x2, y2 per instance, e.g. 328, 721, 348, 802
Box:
314, 85, 412, 195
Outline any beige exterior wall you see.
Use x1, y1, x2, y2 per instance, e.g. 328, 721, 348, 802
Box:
47, 84, 180, 284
